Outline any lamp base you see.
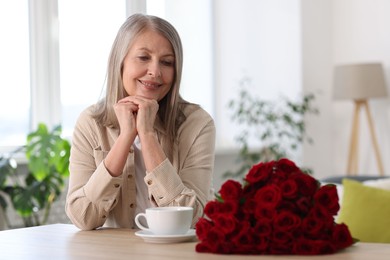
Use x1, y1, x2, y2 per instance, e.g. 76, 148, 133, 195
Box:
346, 100, 384, 176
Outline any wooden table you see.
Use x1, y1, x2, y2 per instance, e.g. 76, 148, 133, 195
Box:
0, 224, 389, 259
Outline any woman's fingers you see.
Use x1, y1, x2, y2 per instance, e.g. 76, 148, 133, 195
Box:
113, 100, 139, 136
122, 96, 158, 135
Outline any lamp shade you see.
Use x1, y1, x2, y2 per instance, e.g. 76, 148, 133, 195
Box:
333, 63, 387, 100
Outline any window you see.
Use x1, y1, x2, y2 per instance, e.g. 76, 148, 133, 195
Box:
59, 0, 127, 137
0, 0, 301, 154
0, 0, 30, 149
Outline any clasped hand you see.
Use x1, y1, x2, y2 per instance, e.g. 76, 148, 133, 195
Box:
114, 96, 159, 138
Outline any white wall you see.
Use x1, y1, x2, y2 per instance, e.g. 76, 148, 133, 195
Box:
300, 0, 333, 179
301, 0, 390, 180
214, 0, 390, 190
213, 0, 302, 151
211, 0, 302, 189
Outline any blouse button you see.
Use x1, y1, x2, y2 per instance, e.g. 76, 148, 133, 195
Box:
114, 184, 120, 188
147, 180, 152, 185
128, 175, 132, 179
102, 215, 106, 219
129, 148, 134, 153
130, 203, 134, 208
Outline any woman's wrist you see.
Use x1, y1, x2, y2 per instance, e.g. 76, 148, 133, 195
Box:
118, 130, 136, 145
138, 130, 158, 142
139, 130, 167, 172
104, 133, 136, 177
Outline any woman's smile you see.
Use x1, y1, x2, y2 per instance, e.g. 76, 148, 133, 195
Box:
122, 29, 175, 101
138, 80, 162, 90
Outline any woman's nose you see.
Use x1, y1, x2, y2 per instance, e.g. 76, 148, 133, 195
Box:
147, 61, 161, 78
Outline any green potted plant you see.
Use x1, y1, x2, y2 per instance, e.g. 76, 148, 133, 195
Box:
223, 77, 319, 179
0, 123, 70, 227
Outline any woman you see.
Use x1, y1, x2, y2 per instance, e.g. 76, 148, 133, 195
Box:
65, 13, 215, 230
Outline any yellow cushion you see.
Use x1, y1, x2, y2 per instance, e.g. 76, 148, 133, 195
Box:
337, 178, 390, 243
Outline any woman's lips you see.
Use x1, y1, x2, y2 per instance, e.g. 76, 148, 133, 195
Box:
139, 80, 161, 90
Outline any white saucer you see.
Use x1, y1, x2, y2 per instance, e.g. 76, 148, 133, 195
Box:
135, 229, 197, 244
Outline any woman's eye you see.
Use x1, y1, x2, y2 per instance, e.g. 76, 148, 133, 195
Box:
138, 56, 149, 61
161, 60, 174, 66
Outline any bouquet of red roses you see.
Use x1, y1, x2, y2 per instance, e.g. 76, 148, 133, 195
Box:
196, 158, 355, 255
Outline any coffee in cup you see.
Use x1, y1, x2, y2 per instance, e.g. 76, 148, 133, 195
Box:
134, 206, 193, 235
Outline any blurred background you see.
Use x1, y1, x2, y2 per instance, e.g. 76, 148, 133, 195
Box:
1, 0, 390, 227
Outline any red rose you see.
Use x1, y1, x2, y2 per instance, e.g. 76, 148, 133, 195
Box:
195, 226, 227, 253
309, 205, 334, 229
254, 235, 269, 252
254, 206, 276, 222
213, 214, 238, 234
232, 232, 257, 254
273, 210, 301, 232
220, 199, 240, 215
195, 242, 212, 253
204, 201, 222, 219
277, 158, 300, 174
245, 161, 273, 185
292, 238, 320, 255
219, 179, 243, 201
295, 196, 312, 215
314, 240, 337, 254
291, 228, 303, 240
204, 200, 240, 221
272, 229, 293, 245
301, 214, 324, 237
204, 226, 225, 243
254, 221, 272, 237
280, 179, 298, 199
270, 158, 301, 185
290, 172, 319, 197
254, 184, 282, 208
242, 197, 256, 216
278, 200, 299, 214
196, 240, 230, 254
314, 184, 340, 216
269, 243, 293, 255
195, 218, 213, 241
293, 238, 339, 255
331, 223, 354, 250
269, 169, 288, 185
231, 221, 258, 254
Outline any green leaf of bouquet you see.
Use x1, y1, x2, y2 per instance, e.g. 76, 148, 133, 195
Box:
214, 193, 224, 202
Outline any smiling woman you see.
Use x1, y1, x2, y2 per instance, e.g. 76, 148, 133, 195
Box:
65, 14, 216, 231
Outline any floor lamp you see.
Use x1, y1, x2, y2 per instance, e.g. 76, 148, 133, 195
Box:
333, 63, 387, 176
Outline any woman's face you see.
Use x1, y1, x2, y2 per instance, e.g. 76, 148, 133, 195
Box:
122, 29, 175, 101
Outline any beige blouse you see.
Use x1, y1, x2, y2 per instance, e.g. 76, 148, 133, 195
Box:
65, 103, 216, 230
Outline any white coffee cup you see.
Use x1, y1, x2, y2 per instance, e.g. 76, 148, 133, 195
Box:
134, 206, 193, 235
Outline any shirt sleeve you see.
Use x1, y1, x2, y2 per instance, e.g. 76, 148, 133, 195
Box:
65, 110, 122, 230
144, 110, 216, 226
